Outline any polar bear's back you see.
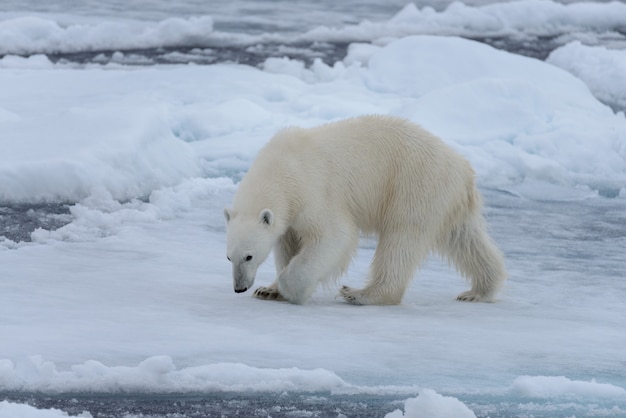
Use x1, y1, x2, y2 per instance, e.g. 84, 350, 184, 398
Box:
251, 115, 476, 234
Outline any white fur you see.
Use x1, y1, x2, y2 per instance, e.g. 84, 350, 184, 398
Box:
224, 115, 506, 305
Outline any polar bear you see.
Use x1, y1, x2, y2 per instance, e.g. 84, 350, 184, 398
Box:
224, 115, 506, 305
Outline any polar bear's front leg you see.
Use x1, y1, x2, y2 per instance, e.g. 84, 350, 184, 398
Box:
253, 228, 300, 303
277, 224, 358, 304
277, 251, 329, 304
252, 244, 324, 304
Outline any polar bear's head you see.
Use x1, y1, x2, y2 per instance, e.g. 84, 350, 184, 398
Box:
224, 207, 278, 294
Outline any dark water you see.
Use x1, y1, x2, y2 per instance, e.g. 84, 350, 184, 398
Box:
37, 33, 580, 68
0, 203, 71, 243
5, 391, 624, 417
45, 42, 352, 68
2, 392, 404, 417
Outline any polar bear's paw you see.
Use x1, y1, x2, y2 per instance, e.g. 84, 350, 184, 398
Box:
457, 290, 492, 302
339, 286, 367, 305
253, 286, 286, 301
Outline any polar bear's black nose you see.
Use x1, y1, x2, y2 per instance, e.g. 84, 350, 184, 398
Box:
234, 287, 248, 293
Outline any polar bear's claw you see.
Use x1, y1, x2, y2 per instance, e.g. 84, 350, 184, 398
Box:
340, 286, 365, 305
457, 290, 491, 302
253, 286, 286, 301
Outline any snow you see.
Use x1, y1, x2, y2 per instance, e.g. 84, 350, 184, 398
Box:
0, 355, 350, 394
367, 36, 626, 194
548, 41, 626, 111
1, 36, 625, 204
308, 0, 626, 49
304, 0, 626, 47
385, 389, 476, 418
0, 401, 91, 418
0, 15, 215, 56
511, 376, 626, 399
0, 36, 626, 202
1, 1, 626, 417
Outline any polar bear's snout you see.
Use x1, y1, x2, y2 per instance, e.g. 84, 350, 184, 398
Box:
233, 277, 252, 293
232, 264, 255, 294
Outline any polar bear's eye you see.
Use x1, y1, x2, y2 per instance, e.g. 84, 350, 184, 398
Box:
227, 256, 231, 262
245, 255, 253, 262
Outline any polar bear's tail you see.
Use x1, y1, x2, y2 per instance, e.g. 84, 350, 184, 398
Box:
444, 190, 507, 302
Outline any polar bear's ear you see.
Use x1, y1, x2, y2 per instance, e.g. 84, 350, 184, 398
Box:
259, 209, 273, 226
224, 208, 233, 222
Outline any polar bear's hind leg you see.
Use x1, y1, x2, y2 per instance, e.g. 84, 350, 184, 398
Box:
340, 231, 428, 305
446, 213, 506, 302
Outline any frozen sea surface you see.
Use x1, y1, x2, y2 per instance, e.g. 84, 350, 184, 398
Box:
1, 188, 625, 418
1, 1, 626, 417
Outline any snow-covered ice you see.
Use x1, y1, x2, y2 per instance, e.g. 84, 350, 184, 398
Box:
1, 1, 626, 417
1, 36, 625, 203
548, 41, 626, 112
0, 401, 92, 418
386, 389, 477, 418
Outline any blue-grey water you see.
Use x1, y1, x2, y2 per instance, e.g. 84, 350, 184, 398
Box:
5, 390, 626, 417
